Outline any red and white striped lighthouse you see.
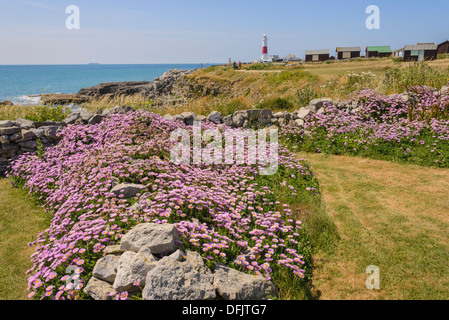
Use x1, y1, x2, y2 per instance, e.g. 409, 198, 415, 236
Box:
262, 34, 268, 61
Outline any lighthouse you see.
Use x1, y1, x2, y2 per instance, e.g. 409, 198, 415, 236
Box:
262, 34, 268, 61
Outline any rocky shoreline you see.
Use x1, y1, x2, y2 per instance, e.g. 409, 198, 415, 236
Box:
39, 68, 194, 106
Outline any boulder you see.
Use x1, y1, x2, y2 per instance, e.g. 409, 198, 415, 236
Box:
232, 110, 248, 127
119, 223, 180, 254
168, 249, 186, 262
309, 98, 333, 109
223, 115, 234, 127
181, 112, 196, 126
0, 127, 20, 135
295, 108, 312, 120
32, 121, 61, 129
18, 140, 37, 149
16, 118, 34, 130
10, 132, 22, 142
0, 121, 16, 128
441, 85, 448, 95
142, 257, 216, 300
18, 129, 35, 141
0, 135, 10, 145
103, 245, 126, 255
88, 114, 104, 125
63, 112, 81, 125
113, 249, 158, 292
84, 277, 115, 300
102, 105, 135, 117
92, 255, 121, 284
208, 111, 223, 124
80, 110, 93, 122
41, 126, 61, 140
258, 109, 273, 125
111, 183, 146, 199
112, 251, 138, 292
213, 264, 277, 300
30, 128, 45, 139
185, 251, 210, 275
172, 114, 185, 122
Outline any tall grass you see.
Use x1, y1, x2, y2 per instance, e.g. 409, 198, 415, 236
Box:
381, 62, 449, 93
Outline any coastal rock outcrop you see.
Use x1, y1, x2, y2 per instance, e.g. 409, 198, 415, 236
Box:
77, 69, 194, 100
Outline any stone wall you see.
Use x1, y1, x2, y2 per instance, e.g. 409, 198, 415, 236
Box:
0, 106, 132, 175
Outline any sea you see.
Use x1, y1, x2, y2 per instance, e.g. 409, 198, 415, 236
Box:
0, 64, 204, 105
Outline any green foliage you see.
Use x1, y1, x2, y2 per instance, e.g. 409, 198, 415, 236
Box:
382, 62, 449, 93
257, 97, 293, 110
296, 88, 324, 108
289, 127, 449, 168
25, 105, 71, 122
267, 70, 319, 85
217, 99, 249, 116
36, 140, 45, 159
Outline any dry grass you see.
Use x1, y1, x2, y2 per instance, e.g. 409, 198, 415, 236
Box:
0, 105, 33, 121
301, 153, 449, 300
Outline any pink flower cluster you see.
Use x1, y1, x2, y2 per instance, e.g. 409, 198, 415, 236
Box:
9, 110, 319, 300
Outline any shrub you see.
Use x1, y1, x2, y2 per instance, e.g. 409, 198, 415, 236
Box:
296, 88, 324, 108
257, 97, 293, 110
25, 105, 71, 122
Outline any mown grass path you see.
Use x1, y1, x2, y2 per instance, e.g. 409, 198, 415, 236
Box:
0, 179, 49, 300
302, 153, 449, 300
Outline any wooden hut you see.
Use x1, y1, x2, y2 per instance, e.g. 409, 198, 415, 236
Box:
438, 40, 449, 54
336, 47, 361, 60
305, 49, 330, 62
403, 43, 438, 61
366, 46, 392, 58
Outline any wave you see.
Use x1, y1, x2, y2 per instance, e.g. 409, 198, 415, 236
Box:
10, 95, 41, 106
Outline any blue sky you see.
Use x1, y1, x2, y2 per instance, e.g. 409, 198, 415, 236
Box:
0, 0, 448, 64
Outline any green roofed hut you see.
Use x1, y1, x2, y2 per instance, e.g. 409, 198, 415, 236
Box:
366, 46, 392, 58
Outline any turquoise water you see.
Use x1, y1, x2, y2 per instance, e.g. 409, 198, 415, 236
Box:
0, 64, 202, 104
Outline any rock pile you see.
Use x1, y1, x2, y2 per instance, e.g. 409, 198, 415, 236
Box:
84, 223, 277, 300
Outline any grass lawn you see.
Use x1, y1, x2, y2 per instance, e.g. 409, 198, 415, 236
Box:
0, 178, 50, 300
302, 153, 449, 300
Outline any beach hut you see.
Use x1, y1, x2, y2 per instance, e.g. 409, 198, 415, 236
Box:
305, 49, 330, 62
393, 47, 404, 58
366, 46, 392, 58
336, 47, 361, 60
403, 43, 438, 61
437, 40, 449, 54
